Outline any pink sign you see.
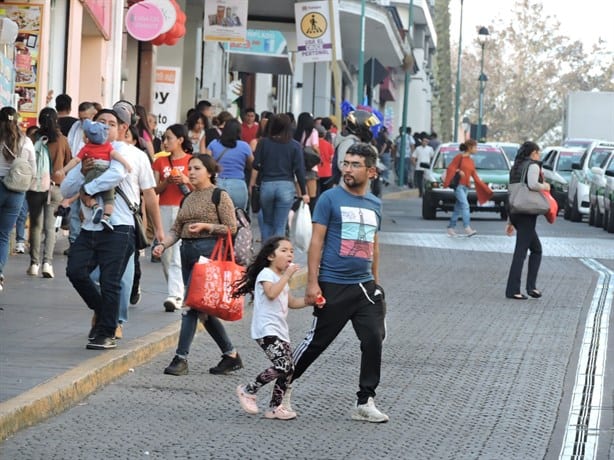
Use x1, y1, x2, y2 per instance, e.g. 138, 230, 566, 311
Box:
82, 0, 112, 40
125, 2, 165, 42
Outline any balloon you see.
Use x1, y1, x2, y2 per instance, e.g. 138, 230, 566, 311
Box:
177, 10, 186, 24
167, 22, 181, 38
175, 22, 186, 38
151, 33, 166, 46
165, 36, 179, 46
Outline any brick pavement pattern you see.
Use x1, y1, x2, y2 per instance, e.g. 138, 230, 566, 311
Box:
1, 243, 605, 459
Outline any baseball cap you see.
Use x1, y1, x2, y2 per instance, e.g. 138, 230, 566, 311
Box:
82, 119, 109, 144
112, 100, 135, 126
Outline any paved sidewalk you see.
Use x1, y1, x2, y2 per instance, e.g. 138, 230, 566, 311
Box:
0, 186, 417, 441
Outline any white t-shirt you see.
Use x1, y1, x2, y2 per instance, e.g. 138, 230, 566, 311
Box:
251, 267, 290, 342
412, 145, 434, 171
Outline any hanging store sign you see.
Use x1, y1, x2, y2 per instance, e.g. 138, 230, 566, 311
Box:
295, 0, 342, 63
125, 1, 165, 42
152, 66, 181, 133
203, 0, 248, 43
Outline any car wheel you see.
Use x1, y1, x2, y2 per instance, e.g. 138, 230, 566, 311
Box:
570, 194, 582, 222
607, 202, 614, 233
421, 193, 436, 220
595, 206, 603, 228
588, 204, 595, 226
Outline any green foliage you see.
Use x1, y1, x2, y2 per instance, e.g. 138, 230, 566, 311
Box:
443, 0, 614, 144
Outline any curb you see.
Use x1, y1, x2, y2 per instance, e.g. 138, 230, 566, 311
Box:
0, 321, 180, 442
382, 189, 420, 200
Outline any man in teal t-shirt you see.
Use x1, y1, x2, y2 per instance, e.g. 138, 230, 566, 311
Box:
289, 142, 389, 423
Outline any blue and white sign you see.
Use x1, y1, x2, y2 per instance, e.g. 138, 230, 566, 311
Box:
226, 29, 288, 55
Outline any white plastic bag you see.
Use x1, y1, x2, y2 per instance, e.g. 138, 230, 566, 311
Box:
290, 202, 312, 252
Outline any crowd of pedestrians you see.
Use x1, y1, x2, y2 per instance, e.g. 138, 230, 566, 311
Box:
1, 93, 550, 425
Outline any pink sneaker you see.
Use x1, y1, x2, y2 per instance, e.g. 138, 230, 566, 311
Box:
236, 385, 259, 414
264, 404, 297, 420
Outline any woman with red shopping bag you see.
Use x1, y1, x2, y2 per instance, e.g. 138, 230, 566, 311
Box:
153, 154, 243, 376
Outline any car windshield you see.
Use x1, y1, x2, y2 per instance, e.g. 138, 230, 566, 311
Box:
435, 149, 508, 170
501, 146, 519, 162
557, 152, 583, 171
589, 148, 613, 168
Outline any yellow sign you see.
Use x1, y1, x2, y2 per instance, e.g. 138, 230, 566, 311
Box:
300, 12, 327, 39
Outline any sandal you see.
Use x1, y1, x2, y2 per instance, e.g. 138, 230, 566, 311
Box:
506, 293, 528, 300
528, 289, 542, 298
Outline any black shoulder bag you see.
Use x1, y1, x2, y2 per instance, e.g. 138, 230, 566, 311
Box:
115, 186, 149, 250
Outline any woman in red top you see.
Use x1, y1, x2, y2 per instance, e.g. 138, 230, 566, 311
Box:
443, 139, 492, 237
152, 124, 192, 312
316, 125, 334, 193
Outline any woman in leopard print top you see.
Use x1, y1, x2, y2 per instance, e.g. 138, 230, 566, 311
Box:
153, 154, 244, 377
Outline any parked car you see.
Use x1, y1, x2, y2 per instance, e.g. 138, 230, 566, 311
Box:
491, 142, 520, 165
565, 140, 614, 222
588, 151, 614, 229
604, 166, 614, 233
541, 146, 585, 211
421, 143, 510, 220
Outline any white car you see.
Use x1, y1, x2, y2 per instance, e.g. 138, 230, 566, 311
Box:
565, 140, 614, 222
588, 151, 614, 227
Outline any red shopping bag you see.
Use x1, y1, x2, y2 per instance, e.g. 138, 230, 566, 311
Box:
543, 190, 558, 224
185, 230, 244, 321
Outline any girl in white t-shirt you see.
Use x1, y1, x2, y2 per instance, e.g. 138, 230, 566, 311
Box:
232, 236, 308, 420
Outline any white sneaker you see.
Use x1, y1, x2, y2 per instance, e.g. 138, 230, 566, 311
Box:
447, 228, 457, 237
15, 242, 25, 254
0, 274, 4, 292
42, 262, 54, 279
163, 296, 182, 312
281, 385, 293, 412
464, 227, 477, 237
351, 397, 389, 423
264, 405, 297, 420
27, 263, 39, 276
236, 385, 259, 414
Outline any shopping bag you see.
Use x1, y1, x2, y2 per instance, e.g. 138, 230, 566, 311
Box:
543, 190, 558, 224
184, 230, 244, 321
290, 201, 312, 252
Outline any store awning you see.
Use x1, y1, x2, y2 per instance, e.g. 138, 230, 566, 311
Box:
225, 29, 293, 75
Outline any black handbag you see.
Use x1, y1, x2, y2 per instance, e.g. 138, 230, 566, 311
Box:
115, 186, 149, 250
449, 157, 463, 189
303, 146, 320, 170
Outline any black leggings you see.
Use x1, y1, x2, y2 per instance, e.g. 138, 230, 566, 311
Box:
506, 213, 542, 296
245, 336, 294, 409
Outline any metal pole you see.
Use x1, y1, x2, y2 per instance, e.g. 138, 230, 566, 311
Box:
477, 42, 485, 141
329, 0, 342, 124
398, 1, 414, 186
453, 0, 464, 142
357, 0, 366, 104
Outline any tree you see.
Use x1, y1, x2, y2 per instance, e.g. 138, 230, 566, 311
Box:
433, 0, 452, 141
444, 0, 614, 144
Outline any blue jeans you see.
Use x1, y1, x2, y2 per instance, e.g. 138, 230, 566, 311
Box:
66, 226, 135, 338
176, 238, 235, 358
217, 178, 248, 211
0, 182, 25, 275
260, 180, 295, 241
380, 153, 392, 183
90, 252, 135, 325
15, 198, 28, 242
448, 185, 471, 229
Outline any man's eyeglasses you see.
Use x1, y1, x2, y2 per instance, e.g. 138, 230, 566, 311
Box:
341, 161, 367, 170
